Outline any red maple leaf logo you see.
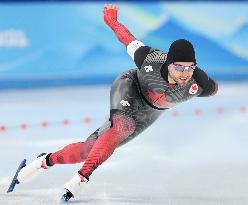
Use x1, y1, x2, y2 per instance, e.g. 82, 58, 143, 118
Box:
192, 84, 198, 91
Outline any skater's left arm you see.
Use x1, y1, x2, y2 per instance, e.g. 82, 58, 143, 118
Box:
193, 67, 218, 97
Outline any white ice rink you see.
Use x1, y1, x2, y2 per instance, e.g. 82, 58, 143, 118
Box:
0, 83, 248, 204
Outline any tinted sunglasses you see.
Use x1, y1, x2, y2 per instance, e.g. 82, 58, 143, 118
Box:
172, 63, 196, 73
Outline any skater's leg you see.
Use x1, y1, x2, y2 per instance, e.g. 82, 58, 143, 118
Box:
47, 120, 112, 165
48, 135, 97, 165
79, 113, 135, 178
16, 120, 111, 184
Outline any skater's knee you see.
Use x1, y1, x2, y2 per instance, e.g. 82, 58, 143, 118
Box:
110, 112, 136, 136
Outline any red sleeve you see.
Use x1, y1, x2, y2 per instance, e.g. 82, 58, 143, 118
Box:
108, 21, 136, 46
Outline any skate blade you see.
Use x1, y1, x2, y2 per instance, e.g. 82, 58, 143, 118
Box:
60, 195, 70, 203
60, 191, 73, 203
7, 159, 27, 193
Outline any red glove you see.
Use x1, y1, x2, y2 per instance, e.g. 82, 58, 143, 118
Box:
103, 4, 136, 46
103, 4, 118, 28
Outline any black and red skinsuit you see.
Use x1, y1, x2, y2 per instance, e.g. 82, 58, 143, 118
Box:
46, 46, 218, 180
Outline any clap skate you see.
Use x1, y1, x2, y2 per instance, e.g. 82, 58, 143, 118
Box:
7, 153, 51, 193
60, 172, 88, 202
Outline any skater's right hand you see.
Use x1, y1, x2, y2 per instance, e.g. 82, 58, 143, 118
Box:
103, 4, 119, 28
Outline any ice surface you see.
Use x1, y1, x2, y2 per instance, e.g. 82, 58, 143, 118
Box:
0, 83, 248, 204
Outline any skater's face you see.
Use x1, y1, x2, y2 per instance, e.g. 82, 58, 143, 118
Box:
168, 62, 195, 86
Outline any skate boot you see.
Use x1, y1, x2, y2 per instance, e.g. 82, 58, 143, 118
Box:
61, 172, 88, 202
17, 153, 52, 184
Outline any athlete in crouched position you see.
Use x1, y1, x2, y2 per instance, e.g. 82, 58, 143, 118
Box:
14, 4, 218, 202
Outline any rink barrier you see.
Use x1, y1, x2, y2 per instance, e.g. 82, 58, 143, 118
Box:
0, 106, 246, 133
